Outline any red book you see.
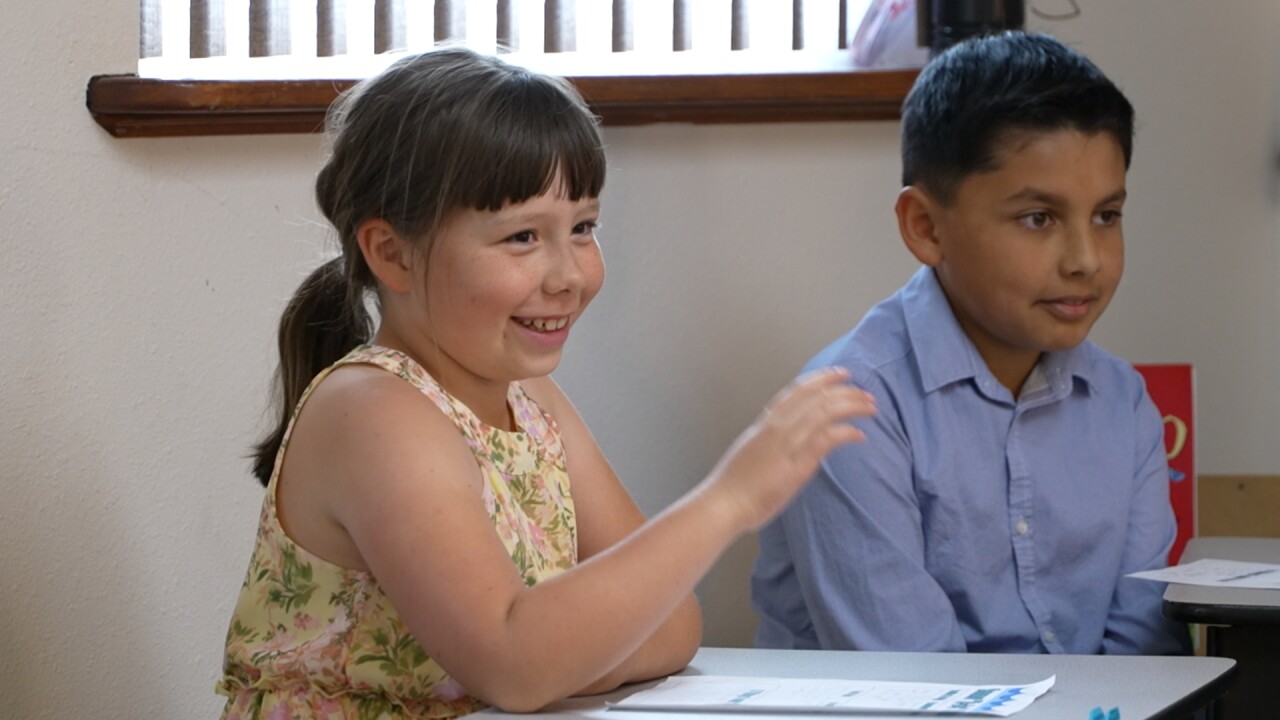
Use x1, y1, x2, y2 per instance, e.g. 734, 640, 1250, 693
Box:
1133, 364, 1196, 565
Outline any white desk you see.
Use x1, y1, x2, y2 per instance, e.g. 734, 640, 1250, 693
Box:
1164, 536, 1280, 625
478, 647, 1235, 720
1163, 536, 1280, 719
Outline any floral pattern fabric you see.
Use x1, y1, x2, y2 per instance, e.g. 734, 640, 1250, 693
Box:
217, 345, 578, 719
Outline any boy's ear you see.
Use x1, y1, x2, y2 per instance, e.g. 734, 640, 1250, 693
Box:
356, 218, 414, 294
895, 186, 944, 267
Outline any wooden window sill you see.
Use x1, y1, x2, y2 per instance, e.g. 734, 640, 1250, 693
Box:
87, 63, 918, 138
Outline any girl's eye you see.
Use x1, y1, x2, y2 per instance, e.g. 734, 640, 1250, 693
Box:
506, 230, 535, 244
1018, 212, 1052, 230
572, 220, 598, 236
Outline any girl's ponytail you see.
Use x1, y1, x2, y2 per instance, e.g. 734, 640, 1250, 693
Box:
250, 257, 373, 485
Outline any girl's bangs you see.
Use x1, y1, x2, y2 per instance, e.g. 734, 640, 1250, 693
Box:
458, 77, 606, 212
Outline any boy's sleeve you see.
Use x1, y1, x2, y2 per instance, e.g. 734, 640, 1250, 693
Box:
776, 372, 967, 652
1100, 386, 1194, 655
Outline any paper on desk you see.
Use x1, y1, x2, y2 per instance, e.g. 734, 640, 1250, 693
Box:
608, 675, 1055, 716
1127, 558, 1280, 589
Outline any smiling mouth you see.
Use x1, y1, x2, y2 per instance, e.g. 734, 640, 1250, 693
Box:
514, 316, 569, 332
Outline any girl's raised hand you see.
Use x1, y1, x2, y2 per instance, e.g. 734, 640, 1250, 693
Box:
700, 368, 876, 533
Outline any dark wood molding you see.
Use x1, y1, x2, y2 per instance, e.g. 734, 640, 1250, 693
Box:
87, 69, 918, 138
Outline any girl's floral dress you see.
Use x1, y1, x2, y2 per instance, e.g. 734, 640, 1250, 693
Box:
217, 345, 578, 719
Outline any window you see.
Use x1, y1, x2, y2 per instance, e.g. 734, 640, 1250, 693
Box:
89, 0, 925, 137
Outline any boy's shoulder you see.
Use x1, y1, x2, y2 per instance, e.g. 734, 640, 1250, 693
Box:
806, 267, 981, 380
805, 293, 906, 375
802, 269, 933, 387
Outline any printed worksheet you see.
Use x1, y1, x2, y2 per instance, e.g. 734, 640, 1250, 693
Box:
608, 675, 1055, 717
1128, 559, 1280, 589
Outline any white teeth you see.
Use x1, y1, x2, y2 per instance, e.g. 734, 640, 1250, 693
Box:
518, 317, 568, 332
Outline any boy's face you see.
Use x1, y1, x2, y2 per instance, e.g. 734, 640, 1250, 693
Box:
921, 130, 1127, 386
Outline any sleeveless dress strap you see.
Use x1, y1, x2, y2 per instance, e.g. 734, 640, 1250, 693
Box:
335, 344, 493, 457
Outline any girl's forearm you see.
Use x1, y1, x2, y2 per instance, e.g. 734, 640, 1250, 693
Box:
470, 485, 740, 711
571, 593, 701, 696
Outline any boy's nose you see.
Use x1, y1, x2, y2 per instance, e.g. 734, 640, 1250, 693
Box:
1061, 227, 1102, 277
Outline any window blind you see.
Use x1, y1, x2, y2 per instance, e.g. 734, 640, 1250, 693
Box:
138, 0, 877, 80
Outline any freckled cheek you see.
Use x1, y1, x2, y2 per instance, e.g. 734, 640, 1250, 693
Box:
458, 261, 533, 310
471, 286, 525, 321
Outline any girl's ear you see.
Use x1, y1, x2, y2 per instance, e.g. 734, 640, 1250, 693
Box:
895, 186, 944, 268
356, 219, 413, 294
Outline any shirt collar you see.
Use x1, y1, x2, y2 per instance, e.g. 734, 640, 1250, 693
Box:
901, 266, 1097, 398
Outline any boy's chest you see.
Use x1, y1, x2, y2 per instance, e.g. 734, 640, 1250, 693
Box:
907, 391, 1137, 564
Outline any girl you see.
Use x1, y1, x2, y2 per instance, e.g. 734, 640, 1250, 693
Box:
216, 46, 875, 719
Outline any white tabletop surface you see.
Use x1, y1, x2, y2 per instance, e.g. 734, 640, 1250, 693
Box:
1164, 536, 1280, 614
475, 646, 1235, 720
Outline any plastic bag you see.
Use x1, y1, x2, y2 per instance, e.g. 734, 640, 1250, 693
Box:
851, 0, 930, 70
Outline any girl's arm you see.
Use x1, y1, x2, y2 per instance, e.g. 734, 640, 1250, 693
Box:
520, 375, 701, 695
294, 366, 872, 713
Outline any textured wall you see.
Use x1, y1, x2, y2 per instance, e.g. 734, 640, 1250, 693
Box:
1, 1, 1278, 717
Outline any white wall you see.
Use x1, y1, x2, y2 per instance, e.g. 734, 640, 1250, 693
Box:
1, 1, 1277, 717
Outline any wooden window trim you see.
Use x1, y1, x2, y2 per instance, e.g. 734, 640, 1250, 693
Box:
87, 67, 918, 138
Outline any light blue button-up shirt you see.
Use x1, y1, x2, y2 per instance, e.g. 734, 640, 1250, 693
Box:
752, 267, 1190, 655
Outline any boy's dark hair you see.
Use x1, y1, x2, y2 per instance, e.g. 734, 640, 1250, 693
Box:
901, 31, 1134, 204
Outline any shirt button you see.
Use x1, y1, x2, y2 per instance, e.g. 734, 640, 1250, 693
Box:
1043, 630, 1057, 644
1015, 519, 1030, 535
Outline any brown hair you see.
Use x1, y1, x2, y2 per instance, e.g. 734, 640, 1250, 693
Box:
251, 46, 607, 485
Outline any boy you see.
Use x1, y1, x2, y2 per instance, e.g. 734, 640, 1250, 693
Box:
751, 32, 1190, 655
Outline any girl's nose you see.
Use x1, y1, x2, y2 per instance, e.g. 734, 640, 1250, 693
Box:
544, 242, 586, 294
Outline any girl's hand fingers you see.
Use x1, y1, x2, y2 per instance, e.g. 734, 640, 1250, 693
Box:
707, 366, 876, 532
768, 369, 875, 455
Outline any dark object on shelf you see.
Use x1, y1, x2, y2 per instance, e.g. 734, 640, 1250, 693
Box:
917, 0, 1026, 55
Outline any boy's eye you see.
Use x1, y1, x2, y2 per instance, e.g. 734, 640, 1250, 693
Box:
572, 220, 599, 236
1018, 212, 1052, 230
1094, 209, 1123, 226
506, 230, 535, 244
